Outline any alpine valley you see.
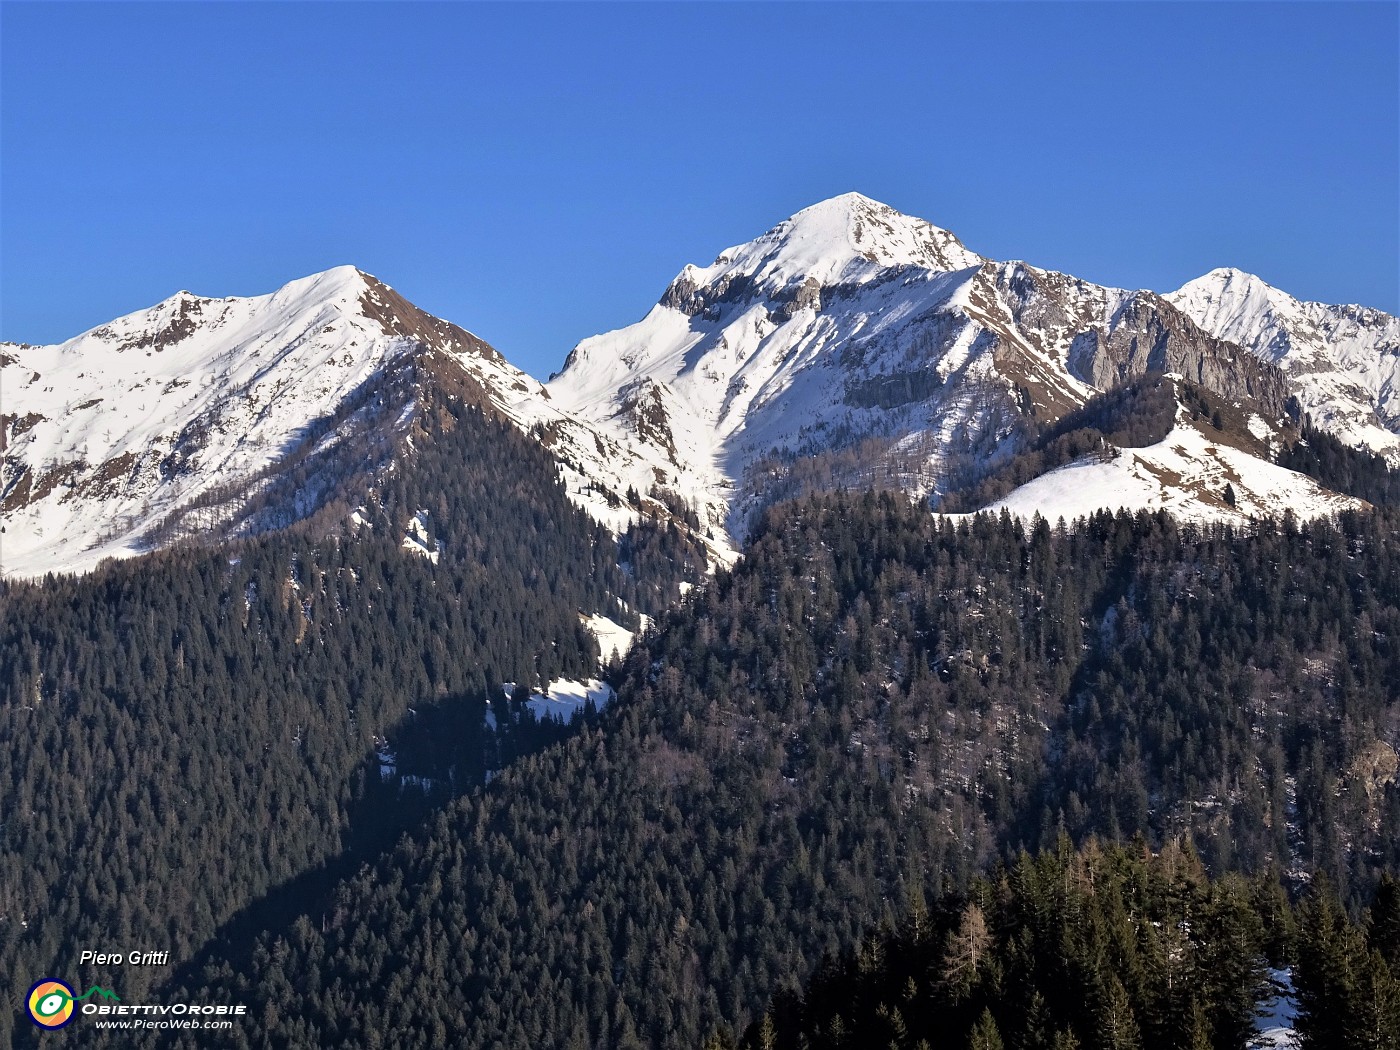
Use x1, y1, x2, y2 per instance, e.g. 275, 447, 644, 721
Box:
2, 195, 1399, 1050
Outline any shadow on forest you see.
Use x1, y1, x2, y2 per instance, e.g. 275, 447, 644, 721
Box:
158, 685, 593, 996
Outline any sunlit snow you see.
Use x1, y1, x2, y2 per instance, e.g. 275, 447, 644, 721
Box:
989, 417, 1361, 525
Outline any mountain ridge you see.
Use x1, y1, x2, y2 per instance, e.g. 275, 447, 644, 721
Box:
5, 194, 1398, 578
1, 266, 725, 578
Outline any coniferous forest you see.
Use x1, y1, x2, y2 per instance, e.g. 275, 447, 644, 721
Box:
727, 842, 1400, 1050
5, 7, 1396, 1045
84, 489, 1391, 1049
0, 390, 691, 1048
2, 372, 1399, 1049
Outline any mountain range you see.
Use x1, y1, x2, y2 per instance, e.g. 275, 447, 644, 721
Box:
4, 191, 1397, 579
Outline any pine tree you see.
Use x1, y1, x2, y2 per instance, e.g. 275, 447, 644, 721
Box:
942, 903, 991, 1001
1097, 974, 1141, 1050
1297, 879, 1360, 1049
1371, 874, 1400, 973
1345, 949, 1400, 1050
970, 1009, 1006, 1050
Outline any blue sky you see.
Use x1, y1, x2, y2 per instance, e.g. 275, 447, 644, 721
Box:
3, 2, 1396, 379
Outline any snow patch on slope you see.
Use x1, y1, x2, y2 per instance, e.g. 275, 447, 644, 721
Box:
581, 612, 648, 664
989, 419, 1361, 524
401, 509, 439, 563
525, 678, 615, 723
1250, 968, 1300, 1050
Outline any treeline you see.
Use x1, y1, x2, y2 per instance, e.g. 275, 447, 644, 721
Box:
1279, 423, 1400, 509
727, 840, 1400, 1050
0, 388, 666, 1049
153, 494, 1399, 1048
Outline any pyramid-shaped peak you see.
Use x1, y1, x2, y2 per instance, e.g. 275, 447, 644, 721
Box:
266, 264, 371, 306
1192, 267, 1272, 290
779, 192, 976, 262
788, 190, 895, 221
1169, 266, 1291, 315
695, 193, 983, 294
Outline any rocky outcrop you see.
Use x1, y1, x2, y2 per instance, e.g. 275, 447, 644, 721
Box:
967, 262, 1291, 421
1067, 293, 1291, 417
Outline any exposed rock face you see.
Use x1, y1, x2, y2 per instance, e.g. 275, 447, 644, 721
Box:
1066, 294, 1291, 416
116, 292, 206, 353
618, 379, 679, 465
358, 275, 504, 367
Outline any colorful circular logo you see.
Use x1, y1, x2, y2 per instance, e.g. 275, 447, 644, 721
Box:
27, 979, 77, 1029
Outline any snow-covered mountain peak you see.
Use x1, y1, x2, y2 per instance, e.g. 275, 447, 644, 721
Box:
1169, 268, 1290, 337
758, 191, 981, 277
2, 264, 734, 578
689, 192, 983, 299
548, 195, 1334, 547
0, 265, 523, 577
554, 194, 988, 402
1168, 267, 1400, 458
265, 264, 368, 309
37, 265, 377, 366
1176, 266, 1395, 320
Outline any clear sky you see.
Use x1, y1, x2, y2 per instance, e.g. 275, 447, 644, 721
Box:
3, 2, 1396, 379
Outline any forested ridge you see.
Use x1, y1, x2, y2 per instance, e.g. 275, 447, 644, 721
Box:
132, 492, 1400, 1049
0, 389, 687, 1048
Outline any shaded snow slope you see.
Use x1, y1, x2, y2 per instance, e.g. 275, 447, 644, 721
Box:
1250, 968, 1300, 1050
524, 678, 615, 723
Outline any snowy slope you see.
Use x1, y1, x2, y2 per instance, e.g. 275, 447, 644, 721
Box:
1, 267, 416, 576
988, 413, 1361, 525
1169, 268, 1400, 458
7, 196, 1392, 579
0, 267, 705, 578
547, 193, 1000, 543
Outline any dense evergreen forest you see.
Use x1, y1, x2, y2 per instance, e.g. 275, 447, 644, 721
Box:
0, 389, 687, 1049
138, 493, 1399, 1049
725, 841, 1400, 1050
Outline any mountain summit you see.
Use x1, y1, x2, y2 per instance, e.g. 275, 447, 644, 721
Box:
548, 193, 1332, 537
1168, 266, 1400, 456
687, 191, 985, 289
